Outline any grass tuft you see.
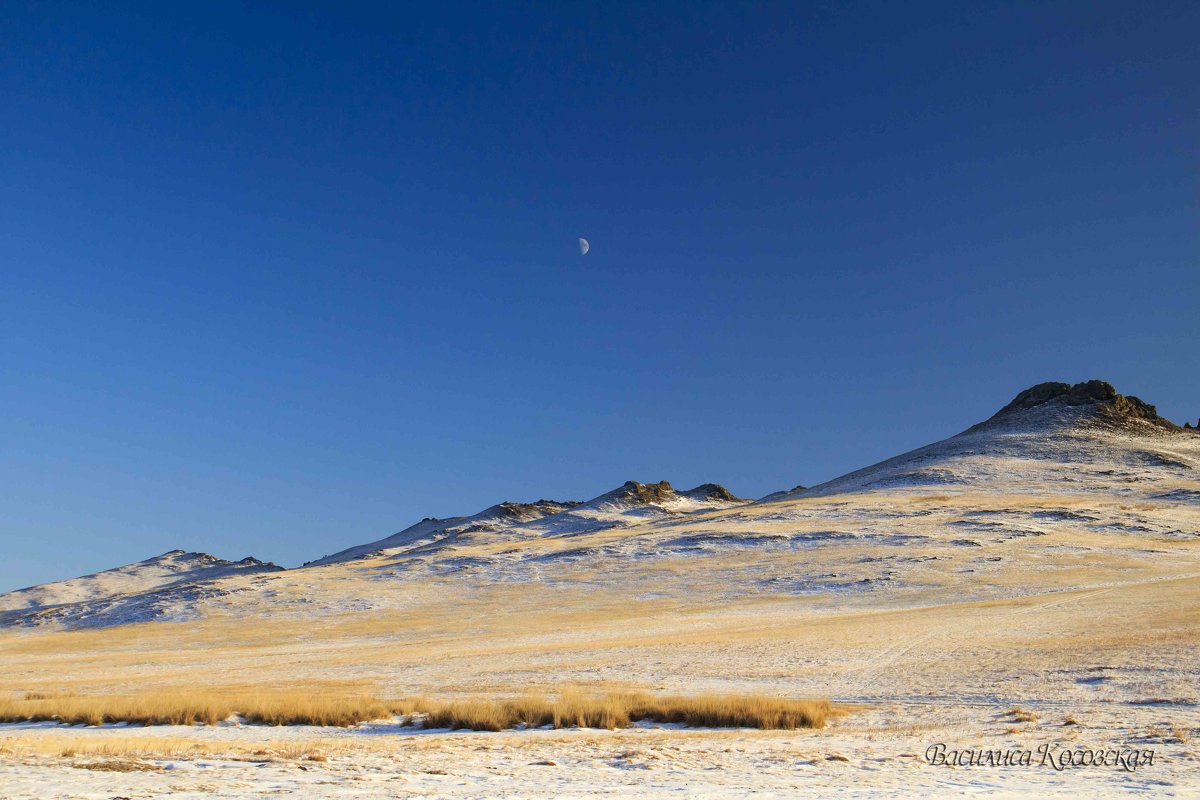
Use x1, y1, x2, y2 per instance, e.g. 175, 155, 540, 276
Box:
1007, 707, 1038, 723
0, 691, 392, 727
420, 688, 836, 731
74, 759, 162, 772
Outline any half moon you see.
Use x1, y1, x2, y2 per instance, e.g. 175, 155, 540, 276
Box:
578, 238, 589, 255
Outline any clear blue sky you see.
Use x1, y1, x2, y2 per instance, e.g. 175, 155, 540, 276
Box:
2, 2, 1196, 591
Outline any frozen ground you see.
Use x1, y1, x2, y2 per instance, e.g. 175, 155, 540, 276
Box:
1, 573, 1195, 798
1, 701, 1195, 800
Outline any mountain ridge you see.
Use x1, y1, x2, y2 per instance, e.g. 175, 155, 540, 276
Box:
3, 379, 1196, 629
304, 480, 749, 567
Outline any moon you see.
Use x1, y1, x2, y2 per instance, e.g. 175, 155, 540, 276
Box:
578, 238, 589, 255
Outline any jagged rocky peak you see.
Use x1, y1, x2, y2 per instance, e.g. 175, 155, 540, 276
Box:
154, 550, 221, 565
236, 555, 281, 568
612, 480, 678, 504
158, 550, 281, 570
985, 380, 1181, 431
596, 480, 747, 506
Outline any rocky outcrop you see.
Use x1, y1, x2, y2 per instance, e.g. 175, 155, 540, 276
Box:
986, 380, 1178, 430
592, 480, 747, 507
683, 483, 749, 502
492, 500, 582, 519
610, 480, 678, 505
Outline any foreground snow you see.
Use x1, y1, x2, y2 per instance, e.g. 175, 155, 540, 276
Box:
1, 574, 1196, 798
1, 701, 1195, 799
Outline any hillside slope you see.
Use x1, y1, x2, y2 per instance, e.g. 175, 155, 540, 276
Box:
790, 380, 1198, 499
1, 381, 1195, 631
0, 550, 282, 628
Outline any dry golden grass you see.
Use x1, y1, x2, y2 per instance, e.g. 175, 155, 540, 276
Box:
1008, 707, 1038, 723
0, 690, 393, 727
0, 687, 837, 731
419, 688, 837, 731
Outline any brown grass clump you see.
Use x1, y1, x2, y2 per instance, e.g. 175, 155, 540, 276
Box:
24, 691, 75, 701
0, 693, 228, 726
1008, 708, 1038, 723
239, 694, 391, 727
421, 688, 836, 731
74, 759, 162, 772
638, 692, 834, 730
0, 691, 391, 727
421, 693, 554, 732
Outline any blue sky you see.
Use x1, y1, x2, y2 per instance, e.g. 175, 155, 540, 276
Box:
2, 1, 1196, 591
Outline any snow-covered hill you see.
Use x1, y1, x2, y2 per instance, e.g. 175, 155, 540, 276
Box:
0, 550, 282, 628
1, 380, 1195, 630
788, 380, 1198, 499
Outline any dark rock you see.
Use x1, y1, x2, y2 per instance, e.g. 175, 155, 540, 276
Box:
987, 380, 1178, 430
683, 483, 748, 502
588, 480, 747, 508
493, 500, 581, 518
614, 480, 678, 504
